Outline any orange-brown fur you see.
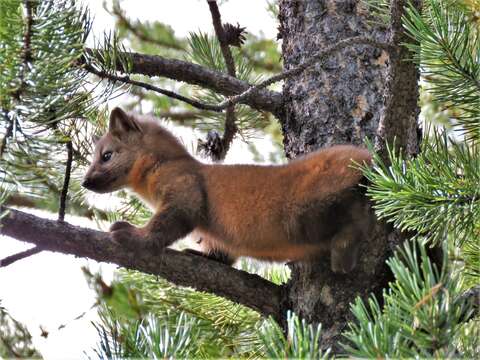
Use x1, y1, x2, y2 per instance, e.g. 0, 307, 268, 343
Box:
83, 108, 373, 273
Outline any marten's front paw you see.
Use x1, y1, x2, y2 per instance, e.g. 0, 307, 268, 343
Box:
110, 221, 135, 232
110, 222, 145, 249
110, 221, 162, 252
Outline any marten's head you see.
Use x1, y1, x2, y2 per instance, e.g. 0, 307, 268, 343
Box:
82, 107, 191, 193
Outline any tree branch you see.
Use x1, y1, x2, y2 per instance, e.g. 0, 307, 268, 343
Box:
0, 246, 42, 268
207, 0, 237, 77
84, 48, 284, 117
0, 206, 283, 320
58, 140, 73, 221
82, 62, 223, 112
207, 0, 238, 160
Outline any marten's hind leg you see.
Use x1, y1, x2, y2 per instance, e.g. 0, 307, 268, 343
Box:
330, 224, 360, 274
330, 196, 374, 273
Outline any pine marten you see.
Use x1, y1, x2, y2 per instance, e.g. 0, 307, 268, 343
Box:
82, 108, 373, 273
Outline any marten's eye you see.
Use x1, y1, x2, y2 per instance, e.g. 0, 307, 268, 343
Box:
101, 151, 113, 162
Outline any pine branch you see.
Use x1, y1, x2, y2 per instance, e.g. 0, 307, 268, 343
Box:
3, 193, 109, 221
403, 0, 480, 140
83, 48, 284, 117
0, 206, 283, 320
361, 132, 480, 246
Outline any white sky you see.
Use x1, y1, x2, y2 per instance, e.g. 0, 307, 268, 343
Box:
0, 1, 278, 358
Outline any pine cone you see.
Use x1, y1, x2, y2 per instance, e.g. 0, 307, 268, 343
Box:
223, 22, 247, 47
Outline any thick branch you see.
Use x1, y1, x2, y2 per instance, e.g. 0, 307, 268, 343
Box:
84, 48, 284, 117
0, 207, 282, 319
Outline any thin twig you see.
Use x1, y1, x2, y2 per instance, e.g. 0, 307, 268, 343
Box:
58, 141, 73, 221
221, 109, 237, 156
0, 246, 42, 267
207, 0, 238, 159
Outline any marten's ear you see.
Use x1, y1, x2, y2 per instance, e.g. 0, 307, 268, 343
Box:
92, 134, 101, 144
109, 107, 142, 138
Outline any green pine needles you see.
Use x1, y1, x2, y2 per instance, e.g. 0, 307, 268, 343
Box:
258, 311, 331, 359
360, 132, 480, 246
404, 0, 480, 140
344, 239, 477, 358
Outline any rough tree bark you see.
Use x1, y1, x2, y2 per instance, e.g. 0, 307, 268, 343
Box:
279, 0, 420, 349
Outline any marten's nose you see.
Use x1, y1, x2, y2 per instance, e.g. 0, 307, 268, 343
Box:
82, 177, 93, 190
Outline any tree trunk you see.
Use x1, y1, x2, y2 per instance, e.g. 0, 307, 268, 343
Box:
278, 0, 419, 350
